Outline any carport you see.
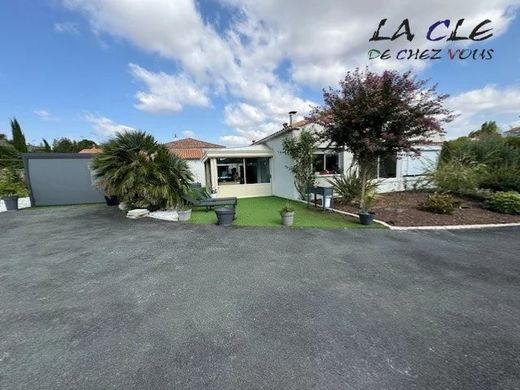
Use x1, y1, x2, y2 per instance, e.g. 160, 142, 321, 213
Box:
23, 153, 105, 206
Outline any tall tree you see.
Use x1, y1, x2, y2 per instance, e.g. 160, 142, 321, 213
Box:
468, 121, 500, 139
42, 139, 52, 152
76, 139, 97, 151
52, 137, 97, 152
10, 118, 28, 153
52, 138, 76, 153
309, 68, 453, 210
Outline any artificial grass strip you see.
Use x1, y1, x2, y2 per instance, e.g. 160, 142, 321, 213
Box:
189, 196, 380, 228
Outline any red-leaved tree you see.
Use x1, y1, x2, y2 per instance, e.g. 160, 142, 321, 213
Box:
309, 68, 454, 211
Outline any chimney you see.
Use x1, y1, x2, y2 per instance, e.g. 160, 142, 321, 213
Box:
173, 133, 179, 141
288, 111, 297, 127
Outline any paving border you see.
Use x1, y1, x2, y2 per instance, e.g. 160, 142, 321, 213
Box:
328, 206, 520, 231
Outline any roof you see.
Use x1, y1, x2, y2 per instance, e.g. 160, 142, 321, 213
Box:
164, 137, 224, 150
253, 119, 309, 145
78, 147, 102, 154
202, 144, 273, 161
504, 126, 520, 137
164, 137, 224, 160
171, 149, 205, 160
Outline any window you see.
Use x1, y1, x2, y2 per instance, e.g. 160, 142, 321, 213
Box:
217, 157, 270, 185
367, 155, 397, 179
217, 158, 244, 184
245, 158, 270, 184
378, 155, 397, 178
313, 152, 340, 175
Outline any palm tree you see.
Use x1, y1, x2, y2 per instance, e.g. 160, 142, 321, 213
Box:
91, 130, 193, 209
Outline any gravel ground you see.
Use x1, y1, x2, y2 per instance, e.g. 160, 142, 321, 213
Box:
1, 204, 520, 389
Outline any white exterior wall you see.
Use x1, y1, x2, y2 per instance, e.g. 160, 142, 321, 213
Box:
186, 160, 206, 185
265, 136, 299, 199
217, 183, 272, 198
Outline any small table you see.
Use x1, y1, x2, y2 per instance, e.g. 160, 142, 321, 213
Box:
306, 186, 334, 211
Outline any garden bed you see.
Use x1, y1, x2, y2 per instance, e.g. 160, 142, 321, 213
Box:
334, 191, 520, 227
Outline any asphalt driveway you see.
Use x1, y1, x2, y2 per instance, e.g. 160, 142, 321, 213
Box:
1, 205, 519, 389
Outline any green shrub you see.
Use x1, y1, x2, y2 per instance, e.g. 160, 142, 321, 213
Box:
479, 169, 520, 193
485, 192, 520, 215
429, 157, 487, 194
0, 168, 28, 197
328, 170, 378, 204
418, 193, 457, 215
440, 137, 520, 169
279, 203, 295, 216
438, 137, 520, 194
328, 171, 362, 203
91, 131, 193, 210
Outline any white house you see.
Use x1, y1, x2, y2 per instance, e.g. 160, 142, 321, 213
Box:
202, 121, 444, 200
164, 138, 224, 185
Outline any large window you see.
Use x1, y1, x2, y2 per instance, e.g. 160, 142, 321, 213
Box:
378, 155, 397, 178
313, 152, 340, 175
368, 155, 397, 179
217, 157, 270, 185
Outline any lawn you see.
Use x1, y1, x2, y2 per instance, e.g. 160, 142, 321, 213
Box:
189, 196, 378, 228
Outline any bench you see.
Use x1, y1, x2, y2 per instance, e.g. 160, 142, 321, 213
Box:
182, 189, 237, 219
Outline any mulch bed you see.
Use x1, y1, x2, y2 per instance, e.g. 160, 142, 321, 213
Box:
333, 191, 520, 227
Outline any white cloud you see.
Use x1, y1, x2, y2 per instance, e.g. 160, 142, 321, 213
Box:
63, 0, 520, 144
34, 109, 57, 121
129, 64, 210, 113
219, 135, 251, 146
445, 84, 520, 138
84, 113, 136, 139
182, 130, 195, 137
54, 22, 80, 35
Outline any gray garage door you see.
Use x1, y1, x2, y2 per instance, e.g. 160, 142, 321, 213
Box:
23, 154, 105, 206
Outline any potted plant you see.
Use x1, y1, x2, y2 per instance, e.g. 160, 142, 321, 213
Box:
280, 203, 295, 226
358, 189, 376, 225
215, 207, 234, 226
177, 203, 192, 222
0, 169, 28, 211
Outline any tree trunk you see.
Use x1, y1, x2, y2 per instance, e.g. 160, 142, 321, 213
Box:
359, 162, 367, 211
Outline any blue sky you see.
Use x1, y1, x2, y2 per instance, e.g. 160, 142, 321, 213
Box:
1, 0, 519, 146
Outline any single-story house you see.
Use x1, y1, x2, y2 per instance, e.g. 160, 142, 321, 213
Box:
202, 121, 444, 200
164, 137, 224, 184
504, 126, 520, 137
79, 138, 225, 186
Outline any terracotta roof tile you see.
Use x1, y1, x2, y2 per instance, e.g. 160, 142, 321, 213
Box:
164, 137, 224, 150
171, 148, 205, 160
79, 147, 102, 154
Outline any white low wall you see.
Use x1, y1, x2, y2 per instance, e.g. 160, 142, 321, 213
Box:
216, 183, 272, 198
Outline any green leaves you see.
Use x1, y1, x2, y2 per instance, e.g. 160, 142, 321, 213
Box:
10, 118, 27, 153
91, 130, 193, 210
0, 168, 28, 197
282, 130, 318, 199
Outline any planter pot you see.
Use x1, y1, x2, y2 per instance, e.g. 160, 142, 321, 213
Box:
281, 211, 295, 226
358, 212, 375, 225
178, 209, 192, 222
104, 195, 119, 206
215, 207, 234, 226
2, 196, 19, 211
